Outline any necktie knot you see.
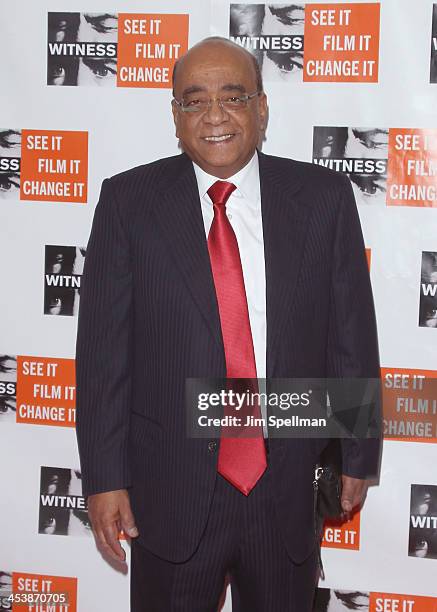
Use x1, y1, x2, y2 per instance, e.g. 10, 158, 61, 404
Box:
207, 180, 236, 208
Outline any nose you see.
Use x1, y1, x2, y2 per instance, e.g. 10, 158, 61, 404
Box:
202, 99, 229, 125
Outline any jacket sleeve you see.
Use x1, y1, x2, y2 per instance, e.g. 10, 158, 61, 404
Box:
75, 177, 133, 497
326, 174, 382, 479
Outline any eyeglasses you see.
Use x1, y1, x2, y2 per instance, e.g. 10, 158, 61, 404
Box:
173, 91, 261, 113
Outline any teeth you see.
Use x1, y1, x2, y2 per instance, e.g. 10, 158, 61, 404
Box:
204, 134, 233, 142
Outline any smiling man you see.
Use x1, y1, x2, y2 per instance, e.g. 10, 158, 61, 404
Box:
75, 37, 381, 611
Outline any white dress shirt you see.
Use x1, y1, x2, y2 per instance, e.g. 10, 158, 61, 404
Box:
192, 151, 267, 381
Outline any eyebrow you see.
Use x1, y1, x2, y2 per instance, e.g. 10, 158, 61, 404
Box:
81, 57, 117, 75
83, 13, 117, 22
0, 130, 21, 148
181, 85, 207, 97
352, 129, 389, 139
82, 57, 117, 66
221, 83, 247, 93
269, 4, 304, 12
83, 13, 117, 30
181, 83, 247, 97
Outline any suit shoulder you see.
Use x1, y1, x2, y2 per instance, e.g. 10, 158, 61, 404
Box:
94, 154, 188, 226
106, 153, 183, 193
294, 158, 349, 188
262, 153, 349, 191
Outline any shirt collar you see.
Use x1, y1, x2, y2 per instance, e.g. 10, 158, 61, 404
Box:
192, 150, 260, 204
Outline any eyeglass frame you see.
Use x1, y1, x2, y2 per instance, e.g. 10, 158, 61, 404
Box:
172, 90, 262, 113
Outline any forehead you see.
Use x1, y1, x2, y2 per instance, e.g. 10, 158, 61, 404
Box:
175, 45, 256, 92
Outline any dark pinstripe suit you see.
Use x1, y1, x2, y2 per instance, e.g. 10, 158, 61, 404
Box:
75, 150, 380, 608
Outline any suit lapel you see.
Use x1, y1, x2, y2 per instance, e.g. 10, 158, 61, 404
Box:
152, 153, 224, 357
258, 151, 311, 376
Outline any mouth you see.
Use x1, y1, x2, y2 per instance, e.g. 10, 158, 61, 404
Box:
202, 133, 236, 143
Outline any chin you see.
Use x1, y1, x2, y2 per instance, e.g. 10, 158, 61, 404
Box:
201, 152, 240, 171
205, 155, 238, 168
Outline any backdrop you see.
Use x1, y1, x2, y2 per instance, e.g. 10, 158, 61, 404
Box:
1, 1, 437, 610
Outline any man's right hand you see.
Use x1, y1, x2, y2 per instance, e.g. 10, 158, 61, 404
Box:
87, 489, 139, 563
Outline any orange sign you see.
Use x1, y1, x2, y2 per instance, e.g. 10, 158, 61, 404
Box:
12, 572, 77, 611
303, 3, 380, 82
322, 509, 360, 550
20, 130, 88, 203
117, 14, 189, 88
382, 367, 437, 443
387, 128, 437, 207
370, 592, 437, 611
366, 247, 371, 269
16, 356, 76, 427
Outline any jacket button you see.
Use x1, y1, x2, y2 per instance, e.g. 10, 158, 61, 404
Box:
208, 441, 217, 453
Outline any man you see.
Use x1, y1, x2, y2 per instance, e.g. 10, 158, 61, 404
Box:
76, 37, 381, 611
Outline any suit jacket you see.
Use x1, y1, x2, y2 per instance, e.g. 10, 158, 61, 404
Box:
75, 150, 381, 564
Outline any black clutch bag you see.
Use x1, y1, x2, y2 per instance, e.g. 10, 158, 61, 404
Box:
314, 464, 343, 521
313, 442, 343, 578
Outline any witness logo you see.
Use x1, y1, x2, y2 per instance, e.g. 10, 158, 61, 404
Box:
47, 12, 188, 88
419, 252, 437, 328
321, 510, 360, 550
229, 3, 380, 83
431, 5, 437, 83
39, 467, 91, 537
314, 588, 437, 611
38, 467, 125, 540
313, 127, 388, 206
0, 571, 12, 610
0, 355, 16, 424
313, 127, 437, 207
230, 4, 305, 82
0, 129, 21, 200
382, 368, 437, 442
44, 245, 86, 317
409, 484, 437, 560
0, 128, 88, 203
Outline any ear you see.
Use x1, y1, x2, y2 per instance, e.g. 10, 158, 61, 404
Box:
258, 93, 268, 132
171, 101, 180, 138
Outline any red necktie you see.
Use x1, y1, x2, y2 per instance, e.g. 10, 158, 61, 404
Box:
207, 180, 267, 495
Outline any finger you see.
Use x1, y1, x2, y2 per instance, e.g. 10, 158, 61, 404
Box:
87, 508, 99, 534
353, 484, 367, 509
342, 481, 366, 516
93, 525, 107, 549
120, 502, 139, 538
341, 493, 353, 513
101, 522, 126, 562
100, 539, 125, 563
341, 481, 355, 513
341, 510, 351, 522
93, 526, 124, 562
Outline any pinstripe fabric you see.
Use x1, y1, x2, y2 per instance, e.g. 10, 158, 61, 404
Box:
75, 150, 380, 566
130, 469, 317, 612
